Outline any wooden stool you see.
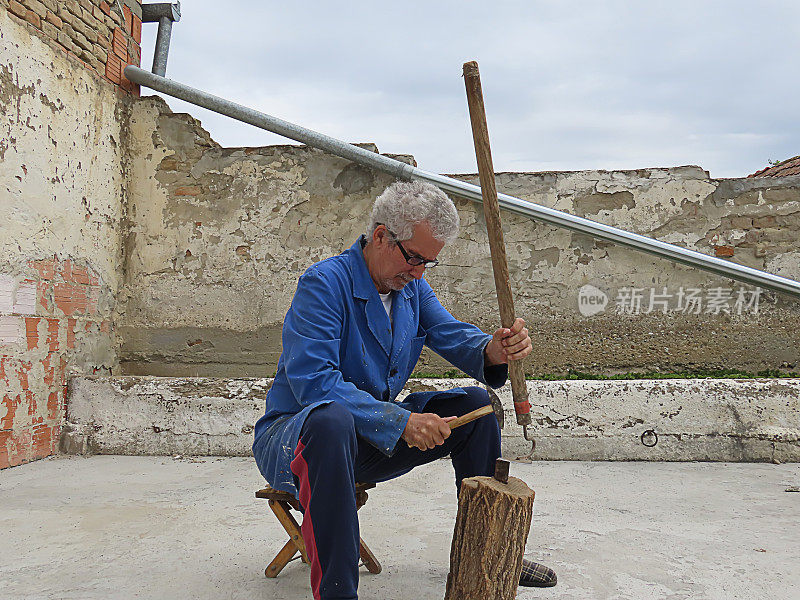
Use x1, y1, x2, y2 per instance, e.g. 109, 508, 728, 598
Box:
256, 482, 382, 578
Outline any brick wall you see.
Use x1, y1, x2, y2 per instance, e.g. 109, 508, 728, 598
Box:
0, 260, 112, 468
2, 0, 142, 94
1, 4, 126, 469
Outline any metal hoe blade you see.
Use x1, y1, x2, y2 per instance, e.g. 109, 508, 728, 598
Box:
486, 385, 504, 429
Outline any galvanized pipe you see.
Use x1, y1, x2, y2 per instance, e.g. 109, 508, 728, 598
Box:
141, 2, 181, 77
123, 65, 800, 298
151, 17, 172, 76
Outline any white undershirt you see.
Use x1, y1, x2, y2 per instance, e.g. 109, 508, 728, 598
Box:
379, 291, 393, 323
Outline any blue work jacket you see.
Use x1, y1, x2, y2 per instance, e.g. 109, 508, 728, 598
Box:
252, 237, 507, 495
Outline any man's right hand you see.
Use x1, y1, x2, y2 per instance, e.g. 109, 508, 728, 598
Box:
402, 412, 454, 450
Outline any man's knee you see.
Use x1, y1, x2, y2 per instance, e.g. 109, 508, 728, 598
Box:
461, 386, 492, 411
302, 402, 356, 444
461, 386, 501, 436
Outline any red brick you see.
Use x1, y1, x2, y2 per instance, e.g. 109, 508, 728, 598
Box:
100, 320, 110, 334
15, 362, 31, 391
10, 428, 33, 466
66, 318, 76, 348
72, 285, 88, 314
61, 258, 72, 280
714, 245, 735, 257
53, 282, 74, 316
59, 354, 68, 387
32, 424, 54, 457
8, 1, 27, 19
45, 10, 63, 28
175, 186, 203, 197
122, 76, 140, 97
112, 26, 127, 60
132, 14, 141, 45
122, 4, 132, 34
30, 258, 56, 280
105, 51, 123, 84
37, 280, 51, 312
0, 430, 13, 469
27, 390, 38, 420
1, 394, 20, 431
42, 353, 55, 386
46, 318, 59, 351
70, 264, 91, 285
25, 9, 42, 28
120, 62, 138, 94
47, 391, 59, 420
25, 317, 40, 351
53, 281, 88, 316
99, 1, 111, 16
86, 285, 100, 315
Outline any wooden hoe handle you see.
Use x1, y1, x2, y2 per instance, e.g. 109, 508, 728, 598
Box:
463, 60, 531, 426
448, 404, 495, 430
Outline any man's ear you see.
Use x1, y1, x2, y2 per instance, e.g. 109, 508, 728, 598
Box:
372, 224, 388, 246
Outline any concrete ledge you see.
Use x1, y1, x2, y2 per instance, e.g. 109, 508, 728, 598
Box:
64, 376, 800, 461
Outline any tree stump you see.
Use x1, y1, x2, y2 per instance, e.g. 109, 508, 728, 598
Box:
444, 473, 534, 600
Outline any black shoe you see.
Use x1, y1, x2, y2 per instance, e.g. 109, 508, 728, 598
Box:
519, 559, 557, 587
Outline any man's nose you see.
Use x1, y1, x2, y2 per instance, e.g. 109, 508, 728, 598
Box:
410, 264, 426, 279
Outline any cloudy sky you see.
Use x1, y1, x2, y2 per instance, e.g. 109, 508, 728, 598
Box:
141, 1, 800, 178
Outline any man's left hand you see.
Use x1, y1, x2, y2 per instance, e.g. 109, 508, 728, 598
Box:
485, 317, 532, 366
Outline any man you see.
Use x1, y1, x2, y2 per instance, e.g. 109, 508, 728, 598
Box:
253, 181, 556, 599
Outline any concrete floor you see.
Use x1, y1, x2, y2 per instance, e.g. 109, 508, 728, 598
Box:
1, 456, 799, 600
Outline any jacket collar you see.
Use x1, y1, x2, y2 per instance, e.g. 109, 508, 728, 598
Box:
345, 237, 416, 358
346, 236, 414, 301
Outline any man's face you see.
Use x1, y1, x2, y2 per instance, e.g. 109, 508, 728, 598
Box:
369, 222, 445, 293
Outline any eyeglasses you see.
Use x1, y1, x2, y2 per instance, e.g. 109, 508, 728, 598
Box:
379, 224, 439, 268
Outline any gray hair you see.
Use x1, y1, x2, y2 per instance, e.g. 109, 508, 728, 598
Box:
366, 181, 460, 244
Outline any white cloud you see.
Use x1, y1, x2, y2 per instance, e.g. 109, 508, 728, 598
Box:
141, 0, 800, 178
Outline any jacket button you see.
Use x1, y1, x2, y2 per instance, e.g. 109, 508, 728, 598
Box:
389, 368, 398, 376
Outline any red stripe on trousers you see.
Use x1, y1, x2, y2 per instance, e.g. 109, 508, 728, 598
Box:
290, 439, 323, 600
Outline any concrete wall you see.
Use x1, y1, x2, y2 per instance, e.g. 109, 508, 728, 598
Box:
120, 96, 800, 378
0, 0, 140, 468
65, 376, 800, 463
118, 96, 418, 376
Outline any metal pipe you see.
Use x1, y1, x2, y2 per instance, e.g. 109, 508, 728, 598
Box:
125, 66, 414, 180
141, 3, 181, 77
123, 65, 800, 298
151, 16, 172, 76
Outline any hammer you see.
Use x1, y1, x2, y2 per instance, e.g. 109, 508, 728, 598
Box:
462, 60, 535, 458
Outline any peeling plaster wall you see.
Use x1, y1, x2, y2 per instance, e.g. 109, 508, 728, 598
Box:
437, 169, 800, 376
121, 96, 800, 378
0, 8, 125, 468
65, 376, 800, 462
119, 96, 417, 376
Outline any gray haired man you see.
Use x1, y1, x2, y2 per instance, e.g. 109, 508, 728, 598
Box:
253, 181, 556, 599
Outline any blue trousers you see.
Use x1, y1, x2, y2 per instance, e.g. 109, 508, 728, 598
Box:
289, 387, 501, 600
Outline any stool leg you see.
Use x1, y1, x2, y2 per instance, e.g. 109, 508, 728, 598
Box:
359, 538, 382, 574
268, 499, 309, 563
266, 539, 298, 578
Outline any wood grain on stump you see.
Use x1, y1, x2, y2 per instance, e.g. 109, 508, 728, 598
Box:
444, 475, 534, 600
